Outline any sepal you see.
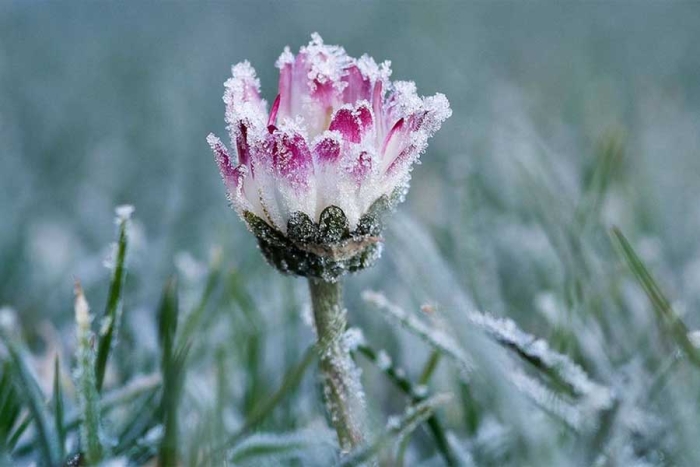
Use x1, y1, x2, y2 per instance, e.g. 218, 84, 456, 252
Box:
244, 206, 382, 282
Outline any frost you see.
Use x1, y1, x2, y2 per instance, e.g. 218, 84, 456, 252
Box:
362, 290, 474, 372
275, 46, 295, 68
142, 425, 164, 444
376, 349, 392, 371
365, 289, 615, 434
74, 283, 92, 329
508, 368, 583, 430
413, 384, 428, 398
343, 327, 366, 352
102, 241, 118, 270
229, 427, 336, 464
114, 204, 134, 222
301, 33, 352, 92
301, 303, 315, 332
466, 310, 614, 410
174, 251, 207, 282
356, 54, 392, 83
688, 330, 700, 348
386, 415, 401, 430
0, 306, 17, 333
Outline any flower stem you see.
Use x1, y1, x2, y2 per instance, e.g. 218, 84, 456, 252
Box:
308, 278, 367, 453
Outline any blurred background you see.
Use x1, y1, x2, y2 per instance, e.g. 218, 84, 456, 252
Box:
2, 2, 700, 465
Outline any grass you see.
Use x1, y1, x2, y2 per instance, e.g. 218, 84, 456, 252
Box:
2, 129, 700, 467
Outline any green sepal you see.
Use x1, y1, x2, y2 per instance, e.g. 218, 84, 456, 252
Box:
318, 206, 350, 244
356, 187, 406, 236
287, 211, 319, 244
243, 206, 383, 281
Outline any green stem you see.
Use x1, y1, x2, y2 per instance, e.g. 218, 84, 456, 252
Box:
308, 278, 367, 453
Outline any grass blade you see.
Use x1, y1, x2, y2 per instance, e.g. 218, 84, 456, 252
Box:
95, 205, 132, 393
52, 355, 65, 459
74, 282, 105, 464
229, 430, 334, 464
362, 291, 473, 372
340, 394, 452, 467
356, 344, 456, 467
227, 345, 316, 447
0, 331, 61, 466
157, 277, 190, 467
0, 360, 22, 456
611, 227, 700, 367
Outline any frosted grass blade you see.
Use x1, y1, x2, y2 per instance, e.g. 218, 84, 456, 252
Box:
95, 207, 131, 392
0, 331, 61, 466
611, 227, 700, 367
52, 356, 65, 459
340, 394, 451, 467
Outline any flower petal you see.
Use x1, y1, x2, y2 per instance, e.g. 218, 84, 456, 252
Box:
276, 47, 294, 119
208, 133, 247, 194
268, 94, 281, 128
329, 102, 373, 144
224, 61, 266, 125
341, 65, 370, 104
268, 130, 314, 190
313, 132, 342, 164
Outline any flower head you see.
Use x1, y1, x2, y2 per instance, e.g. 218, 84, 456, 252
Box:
209, 33, 451, 280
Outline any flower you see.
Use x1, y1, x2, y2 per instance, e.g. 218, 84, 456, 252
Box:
208, 33, 451, 280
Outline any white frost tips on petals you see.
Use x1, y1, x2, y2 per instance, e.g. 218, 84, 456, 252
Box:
275, 46, 295, 68
422, 93, 453, 135
356, 54, 392, 84
387, 81, 423, 119
223, 61, 267, 138
224, 61, 261, 106
302, 33, 352, 93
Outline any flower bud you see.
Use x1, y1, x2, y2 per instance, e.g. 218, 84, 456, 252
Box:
208, 33, 451, 280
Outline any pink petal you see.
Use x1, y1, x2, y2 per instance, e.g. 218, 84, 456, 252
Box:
329, 108, 360, 143
268, 94, 281, 128
341, 65, 371, 104
268, 130, 314, 190
208, 133, 246, 190
224, 61, 265, 122
328, 103, 373, 144
235, 121, 251, 166
381, 118, 405, 155
349, 150, 372, 183
277, 60, 293, 119
313, 134, 341, 163
372, 80, 384, 134
384, 144, 416, 177
356, 104, 373, 132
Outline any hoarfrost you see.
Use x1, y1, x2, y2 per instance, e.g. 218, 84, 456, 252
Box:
375, 349, 392, 371
0, 306, 17, 333
466, 310, 614, 410
343, 327, 366, 352
102, 242, 118, 270
362, 290, 474, 372
114, 204, 134, 222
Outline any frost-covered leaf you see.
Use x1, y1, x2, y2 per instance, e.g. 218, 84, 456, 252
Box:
229, 428, 336, 465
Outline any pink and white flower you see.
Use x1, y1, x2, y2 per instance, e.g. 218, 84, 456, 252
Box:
208, 33, 451, 235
